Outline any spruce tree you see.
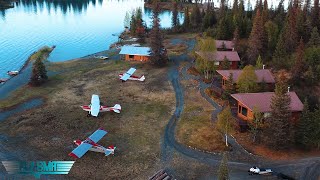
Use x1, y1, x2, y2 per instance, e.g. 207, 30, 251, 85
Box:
225, 73, 235, 96
190, 4, 201, 29
291, 38, 306, 84
312, 0, 320, 29
295, 99, 313, 148
283, 4, 299, 54
255, 55, 263, 69
272, 32, 287, 69
265, 74, 292, 150
183, 7, 190, 31
218, 153, 229, 180
221, 57, 230, 70
171, 1, 179, 31
307, 27, 320, 47
29, 56, 47, 86
247, 9, 265, 63
149, 0, 167, 67
233, 27, 240, 51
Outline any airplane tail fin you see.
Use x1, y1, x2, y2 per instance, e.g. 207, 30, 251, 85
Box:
112, 104, 121, 113
105, 146, 116, 156
139, 75, 145, 82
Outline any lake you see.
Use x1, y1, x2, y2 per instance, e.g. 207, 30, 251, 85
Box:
0, 0, 183, 79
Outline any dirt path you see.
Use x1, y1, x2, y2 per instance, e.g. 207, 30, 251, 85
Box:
162, 38, 320, 179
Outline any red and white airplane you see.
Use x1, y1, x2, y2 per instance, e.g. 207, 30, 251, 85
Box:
81, 94, 121, 117
69, 128, 116, 159
119, 67, 145, 82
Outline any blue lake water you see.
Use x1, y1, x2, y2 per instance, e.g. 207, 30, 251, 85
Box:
0, 0, 183, 79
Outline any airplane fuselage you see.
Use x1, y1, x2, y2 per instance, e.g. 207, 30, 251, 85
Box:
74, 140, 114, 154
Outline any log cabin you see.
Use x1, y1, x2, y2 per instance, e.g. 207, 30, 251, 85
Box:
195, 51, 240, 69
231, 92, 304, 124
216, 69, 275, 91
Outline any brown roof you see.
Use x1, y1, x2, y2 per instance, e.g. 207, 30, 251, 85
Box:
215, 40, 234, 50
231, 92, 304, 112
216, 69, 275, 83
195, 51, 240, 62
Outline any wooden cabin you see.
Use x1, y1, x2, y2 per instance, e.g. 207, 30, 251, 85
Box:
231, 92, 304, 123
119, 46, 150, 61
215, 40, 234, 51
195, 51, 240, 69
216, 69, 275, 91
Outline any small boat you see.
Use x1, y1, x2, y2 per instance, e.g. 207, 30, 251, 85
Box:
94, 55, 109, 60
7, 71, 19, 76
0, 78, 8, 83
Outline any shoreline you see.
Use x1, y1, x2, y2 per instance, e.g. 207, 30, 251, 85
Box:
0, 46, 56, 85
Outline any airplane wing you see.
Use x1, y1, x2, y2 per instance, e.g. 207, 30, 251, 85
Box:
69, 142, 93, 159
120, 67, 136, 81
87, 128, 108, 143
90, 94, 100, 117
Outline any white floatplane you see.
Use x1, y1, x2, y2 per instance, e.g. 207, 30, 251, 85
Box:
81, 94, 121, 117
94, 55, 109, 60
7, 71, 19, 76
0, 78, 8, 84
119, 67, 145, 82
69, 128, 116, 159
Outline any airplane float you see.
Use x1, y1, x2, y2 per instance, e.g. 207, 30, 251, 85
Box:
69, 128, 116, 159
81, 94, 121, 117
119, 67, 145, 82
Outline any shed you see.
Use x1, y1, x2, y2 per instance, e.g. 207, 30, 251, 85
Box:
119, 46, 151, 61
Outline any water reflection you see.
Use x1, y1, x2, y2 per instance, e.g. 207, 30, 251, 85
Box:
16, 0, 96, 15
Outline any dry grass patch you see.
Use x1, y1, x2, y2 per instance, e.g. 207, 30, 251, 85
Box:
187, 66, 201, 76
234, 132, 320, 160
176, 77, 228, 152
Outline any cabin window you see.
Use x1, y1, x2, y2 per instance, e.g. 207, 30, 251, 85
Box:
222, 79, 226, 85
129, 55, 134, 59
238, 105, 241, 113
241, 107, 248, 116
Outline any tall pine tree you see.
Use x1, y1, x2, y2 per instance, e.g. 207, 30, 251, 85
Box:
29, 56, 48, 86
247, 9, 266, 63
291, 38, 306, 84
149, 0, 168, 67
265, 74, 292, 150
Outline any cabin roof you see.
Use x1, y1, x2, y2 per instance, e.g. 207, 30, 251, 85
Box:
231, 92, 304, 112
195, 51, 240, 62
216, 69, 275, 83
215, 40, 234, 50
119, 46, 151, 56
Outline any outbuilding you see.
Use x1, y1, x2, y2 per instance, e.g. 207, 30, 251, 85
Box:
119, 46, 151, 61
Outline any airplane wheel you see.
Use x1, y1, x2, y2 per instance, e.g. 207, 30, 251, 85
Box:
87, 114, 90, 117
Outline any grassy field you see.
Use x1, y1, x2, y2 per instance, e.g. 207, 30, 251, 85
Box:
0, 58, 175, 179
175, 65, 228, 152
